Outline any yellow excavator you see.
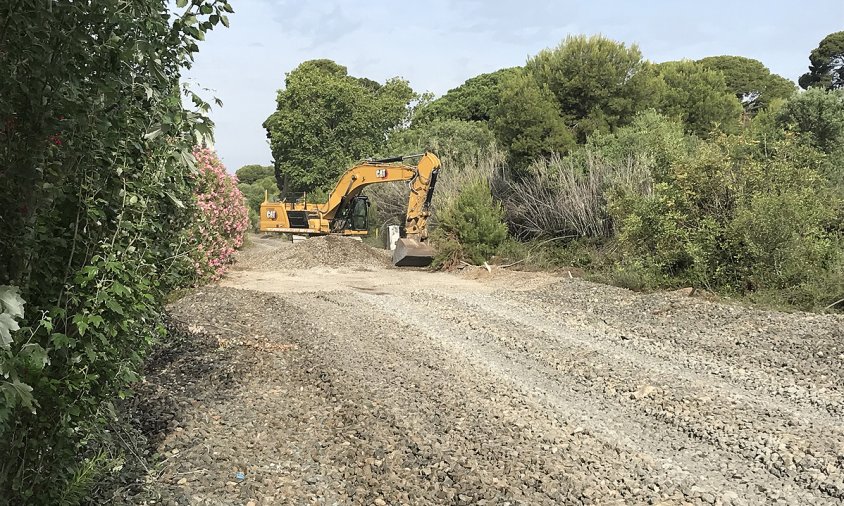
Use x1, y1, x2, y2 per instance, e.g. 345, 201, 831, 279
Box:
259, 152, 441, 267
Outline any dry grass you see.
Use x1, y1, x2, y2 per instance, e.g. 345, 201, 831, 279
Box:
499, 150, 653, 239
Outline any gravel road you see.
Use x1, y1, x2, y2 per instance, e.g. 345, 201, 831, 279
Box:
135, 236, 843, 505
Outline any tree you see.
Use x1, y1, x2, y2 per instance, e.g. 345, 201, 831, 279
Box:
799, 31, 844, 90
777, 88, 844, 153
416, 67, 521, 124
235, 164, 273, 184
434, 179, 508, 266
654, 60, 744, 136
492, 72, 576, 173
385, 119, 496, 168
525, 35, 662, 141
698, 55, 796, 112
263, 59, 416, 194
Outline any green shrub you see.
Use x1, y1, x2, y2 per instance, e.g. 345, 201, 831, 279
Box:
0, 1, 232, 502
433, 180, 508, 267
607, 133, 844, 308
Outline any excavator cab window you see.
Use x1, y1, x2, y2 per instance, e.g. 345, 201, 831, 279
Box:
349, 196, 369, 231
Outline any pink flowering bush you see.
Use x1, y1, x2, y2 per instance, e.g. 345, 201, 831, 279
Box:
189, 147, 249, 281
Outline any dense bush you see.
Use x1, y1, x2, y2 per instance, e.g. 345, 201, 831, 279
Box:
0, 1, 232, 502
190, 149, 249, 280
652, 60, 743, 136
499, 112, 686, 239
384, 118, 497, 170
776, 88, 844, 153
607, 134, 843, 309
433, 180, 508, 267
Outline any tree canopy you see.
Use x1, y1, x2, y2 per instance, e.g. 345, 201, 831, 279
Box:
698, 55, 795, 112
416, 67, 521, 124
491, 72, 575, 172
235, 164, 274, 185
263, 59, 416, 194
799, 31, 844, 90
385, 119, 496, 169
524, 35, 662, 141
777, 88, 844, 153
654, 60, 744, 135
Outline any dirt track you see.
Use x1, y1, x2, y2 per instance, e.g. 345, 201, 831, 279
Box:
134, 236, 844, 505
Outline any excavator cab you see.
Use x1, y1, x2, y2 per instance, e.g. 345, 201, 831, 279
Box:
331, 195, 370, 232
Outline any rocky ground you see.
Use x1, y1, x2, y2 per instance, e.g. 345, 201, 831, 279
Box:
117, 235, 843, 505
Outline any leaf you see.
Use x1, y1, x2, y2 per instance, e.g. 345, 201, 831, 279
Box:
20, 343, 50, 369
0, 313, 20, 349
104, 297, 125, 316
0, 285, 25, 319
5, 380, 36, 412
221, 15, 230, 28
176, 0, 187, 6
72, 314, 88, 337
144, 127, 162, 140
166, 191, 185, 209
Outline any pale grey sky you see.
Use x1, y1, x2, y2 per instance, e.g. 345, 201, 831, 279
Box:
185, 0, 844, 172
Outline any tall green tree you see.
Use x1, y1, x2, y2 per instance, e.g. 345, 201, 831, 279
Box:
492, 72, 575, 173
263, 59, 416, 194
525, 35, 662, 141
416, 67, 521, 124
235, 164, 273, 184
799, 31, 844, 90
654, 60, 744, 136
777, 88, 844, 153
698, 55, 796, 112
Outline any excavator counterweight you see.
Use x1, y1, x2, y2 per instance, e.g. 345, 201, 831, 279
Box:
260, 152, 441, 267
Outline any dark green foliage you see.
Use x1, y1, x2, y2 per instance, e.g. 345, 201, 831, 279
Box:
492, 72, 575, 174
698, 56, 796, 112
433, 180, 508, 267
588, 110, 697, 178
416, 68, 521, 123
799, 31, 844, 90
236, 165, 278, 229
607, 134, 843, 309
776, 88, 844, 153
385, 119, 496, 169
264, 59, 416, 195
0, 0, 230, 502
525, 35, 662, 142
235, 164, 273, 185
653, 60, 744, 135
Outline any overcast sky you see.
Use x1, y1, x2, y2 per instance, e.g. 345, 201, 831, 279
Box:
185, 0, 844, 172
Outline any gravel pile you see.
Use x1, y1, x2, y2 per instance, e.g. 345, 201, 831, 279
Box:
233, 235, 390, 271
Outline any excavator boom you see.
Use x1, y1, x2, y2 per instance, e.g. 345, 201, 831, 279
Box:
259, 152, 441, 267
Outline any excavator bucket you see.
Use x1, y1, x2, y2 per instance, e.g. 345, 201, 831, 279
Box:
392, 238, 435, 267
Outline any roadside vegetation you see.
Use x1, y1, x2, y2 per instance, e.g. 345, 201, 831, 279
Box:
0, 1, 245, 503
260, 32, 844, 312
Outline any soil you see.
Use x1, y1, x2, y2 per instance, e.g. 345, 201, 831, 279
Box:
119, 235, 843, 505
